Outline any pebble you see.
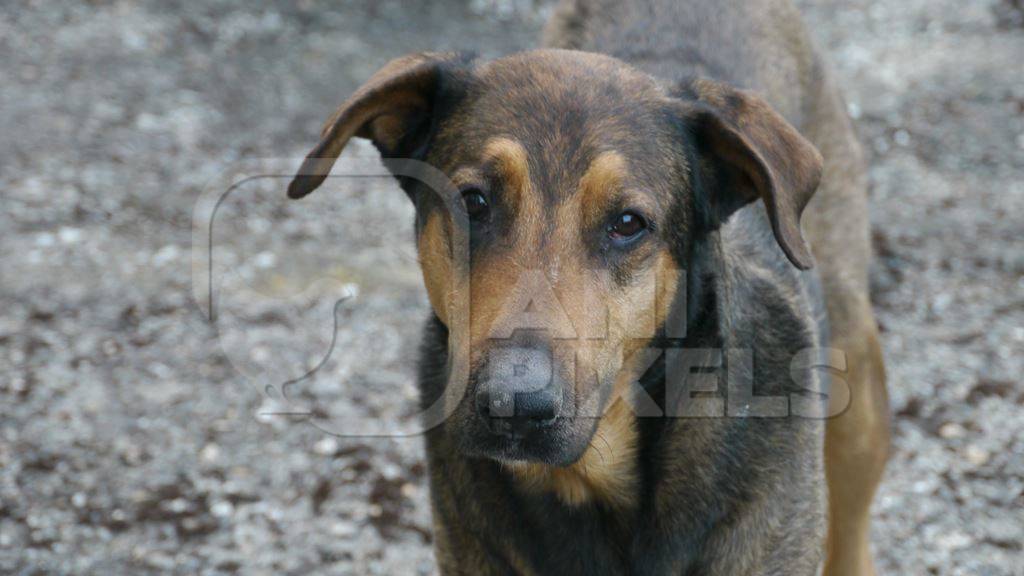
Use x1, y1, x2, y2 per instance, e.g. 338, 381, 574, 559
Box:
151, 245, 181, 266
400, 483, 418, 499
964, 445, 990, 467
200, 443, 221, 464
939, 422, 967, 439
935, 530, 973, 551
330, 522, 357, 538
253, 251, 277, 269
166, 498, 190, 514
58, 227, 83, 244
314, 436, 340, 456
210, 500, 234, 518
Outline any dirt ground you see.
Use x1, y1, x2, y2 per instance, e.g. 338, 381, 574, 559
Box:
1, 0, 1021, 574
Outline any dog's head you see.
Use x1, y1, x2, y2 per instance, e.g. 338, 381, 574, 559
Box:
289, 50, 822, 467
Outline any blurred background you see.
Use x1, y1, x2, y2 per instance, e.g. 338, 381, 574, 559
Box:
1, 0, 1022, 574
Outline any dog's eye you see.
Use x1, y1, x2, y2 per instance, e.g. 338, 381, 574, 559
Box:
608, 211, 647, 241
461, 188, 490, 222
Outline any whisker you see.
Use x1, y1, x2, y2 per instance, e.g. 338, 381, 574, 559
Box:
594, 430, 612, 465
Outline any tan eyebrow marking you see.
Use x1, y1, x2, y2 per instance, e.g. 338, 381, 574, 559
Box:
483, 137, 530, 195
482, 137, 542, 246
576, 150, 629, 231
579, 151, 627, 201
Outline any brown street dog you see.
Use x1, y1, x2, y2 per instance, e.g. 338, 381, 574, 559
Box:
287, 0, 890, 574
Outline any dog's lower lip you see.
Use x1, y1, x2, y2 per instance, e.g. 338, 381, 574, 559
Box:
468, 427, 548, 459
483, 416, 559, 438
470, 438, 535, 463
466, 425, 588, 467
485, 428, 542, 449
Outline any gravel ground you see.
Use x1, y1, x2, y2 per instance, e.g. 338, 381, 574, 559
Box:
1, 0, 1021, 574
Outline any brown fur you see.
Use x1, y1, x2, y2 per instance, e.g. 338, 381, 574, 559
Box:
466, 145, 671, 510
289, 1, 888, 573
507, 396, 639, 509
418, 211, 453, 325
544, 2, 891, 574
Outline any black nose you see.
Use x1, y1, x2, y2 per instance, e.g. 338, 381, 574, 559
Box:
475, 346, 563, 439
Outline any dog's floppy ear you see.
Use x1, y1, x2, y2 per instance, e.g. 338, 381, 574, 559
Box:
676, 78, 823, 270
288, 52, 473, 199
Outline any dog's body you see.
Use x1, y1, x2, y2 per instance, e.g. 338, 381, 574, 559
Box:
289, 0, 890, 574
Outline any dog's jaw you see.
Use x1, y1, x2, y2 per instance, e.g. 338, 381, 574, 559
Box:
502, 399, 639, 511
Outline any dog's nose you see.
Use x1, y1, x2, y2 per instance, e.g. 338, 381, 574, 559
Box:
475, 346, 563, 438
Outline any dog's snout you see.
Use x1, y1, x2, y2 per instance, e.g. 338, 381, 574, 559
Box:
475, 345, 563, 438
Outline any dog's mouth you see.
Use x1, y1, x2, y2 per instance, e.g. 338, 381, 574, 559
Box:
446, 336, 624, 466
454, 375, 609, 467
462, 413, 598, 467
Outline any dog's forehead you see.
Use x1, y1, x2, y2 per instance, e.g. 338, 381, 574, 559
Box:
476, 50, 663, 98
472, 51, 664, 138
441, 50, 675, 196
